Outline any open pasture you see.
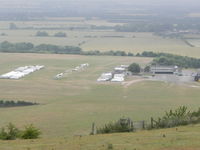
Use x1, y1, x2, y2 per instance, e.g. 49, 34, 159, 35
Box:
1, 19, 200, 57
1, 30, 200, 57
0, 53, 200, 139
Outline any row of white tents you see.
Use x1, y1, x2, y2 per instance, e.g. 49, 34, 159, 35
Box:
54, 63, 89, 79
0, 65, 44, 79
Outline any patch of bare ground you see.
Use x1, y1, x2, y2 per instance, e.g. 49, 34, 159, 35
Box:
122, 78, 147, 88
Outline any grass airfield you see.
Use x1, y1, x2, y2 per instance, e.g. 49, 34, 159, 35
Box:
0, 53, 200, 141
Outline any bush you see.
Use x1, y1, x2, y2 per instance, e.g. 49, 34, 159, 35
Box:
21, 124, 41, 139
36, 31, 49, 37
152, 106, 196, 129
107, 143, 113, 150
128, 63, 141, 74
0, 123, 41, 140
54, 32, 67, 37
0, 123, 20, 140
97, 118, 134, 134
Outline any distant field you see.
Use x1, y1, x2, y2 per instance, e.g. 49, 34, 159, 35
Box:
1, 20, 200, 57
0, 53, 200, 139
187, 39, 200, 47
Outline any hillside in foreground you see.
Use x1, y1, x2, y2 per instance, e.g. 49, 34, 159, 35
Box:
0, 124, 200, 150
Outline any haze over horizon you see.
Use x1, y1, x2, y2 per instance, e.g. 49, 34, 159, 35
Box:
0, 0, 200, 19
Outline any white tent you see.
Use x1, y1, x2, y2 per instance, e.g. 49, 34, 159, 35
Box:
0, 65, 44, 79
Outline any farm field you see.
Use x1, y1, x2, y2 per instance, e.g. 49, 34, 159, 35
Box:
187, 39, 200, 47
0, 53, 200, 139
1, 20, 200, 57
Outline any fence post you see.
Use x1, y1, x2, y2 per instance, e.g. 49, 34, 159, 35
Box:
151, 117, 154, 129
131, 121, 134, 131
142, 120, 145, 129
91, 122, 95, 135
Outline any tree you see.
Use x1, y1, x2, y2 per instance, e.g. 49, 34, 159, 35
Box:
9, 23, 18, 30
128, 63, 141, 74
144, 65, 150, 72
36, 31, 49, 37
0, 33, 7, 36
54, 32, 67, 37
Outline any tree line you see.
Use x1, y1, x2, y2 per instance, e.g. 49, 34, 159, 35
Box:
114, 21, 200, 33
0, 100, 38, 108
139, 51, 200, 68
36, 31, 67, 37
0, 41, 134, 56
1, 41, 200, 68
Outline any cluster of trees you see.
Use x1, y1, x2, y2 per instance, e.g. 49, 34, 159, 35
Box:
0, 41, 82, 54
0, 41, 134, 56
114, 21, 200, 33
36, 31, 67, 37
138, 51, 200, 68
0, 123, 41, 140
152, 55, 200, 68
0, 100, 38, 108
127, 63, 150, 74
36, 31, 49, 37
83, 50, 134, 57
54, 32, 67, 37
115, 23, 175, 32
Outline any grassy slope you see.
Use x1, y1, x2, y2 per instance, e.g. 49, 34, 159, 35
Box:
0, 53, 200, 139
0, 124, 200, 150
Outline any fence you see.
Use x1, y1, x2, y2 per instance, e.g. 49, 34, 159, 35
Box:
90, 119, 148, 135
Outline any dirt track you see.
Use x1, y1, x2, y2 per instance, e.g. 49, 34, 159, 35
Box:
122, 78, 147, 88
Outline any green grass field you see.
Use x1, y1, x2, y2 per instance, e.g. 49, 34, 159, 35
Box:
0, 53, 200, 140
1, 19, 200, 149
1, 20, 200, 57
1, 30, 200, 57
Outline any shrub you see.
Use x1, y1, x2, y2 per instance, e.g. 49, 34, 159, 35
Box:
36, 31, 49, 37
97, 118, 134, 134
21, 124, 41, 139
107, 143, 113, 150
0, 123, 20, 140
54, 32, 67, 37
153, 106, 194, 129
